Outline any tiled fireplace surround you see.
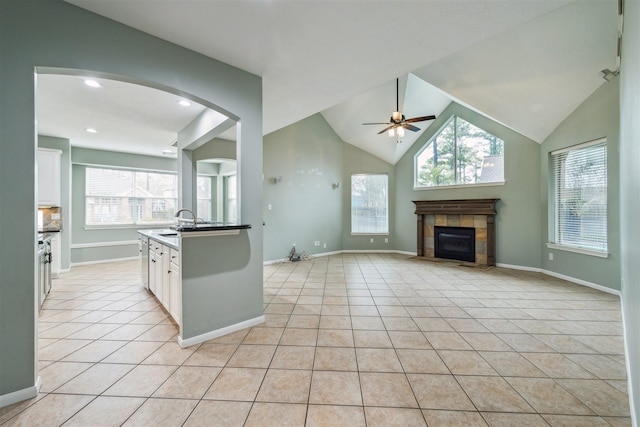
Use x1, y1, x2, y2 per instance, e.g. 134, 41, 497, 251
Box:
413, 199, 499, 266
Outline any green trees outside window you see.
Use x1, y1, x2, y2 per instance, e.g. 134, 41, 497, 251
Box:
415, 116, 504, 187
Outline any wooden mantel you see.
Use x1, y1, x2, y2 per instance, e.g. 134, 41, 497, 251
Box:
413, 199, 499, 216
413, 199, 499, 265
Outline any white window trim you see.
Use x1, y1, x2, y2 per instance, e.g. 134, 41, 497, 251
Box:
413, 181, 506, 191
84, 166, 179, 227
351, 173, 389, 235
549, 137, 608, 254
546, 242, 609, 259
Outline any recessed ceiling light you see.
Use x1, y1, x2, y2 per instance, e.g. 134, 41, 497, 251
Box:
85, 128, 98, 133
84, 79, 102, 88
178, 100, 191, 107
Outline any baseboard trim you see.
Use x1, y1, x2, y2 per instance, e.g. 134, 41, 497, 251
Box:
541, 269, 620, 296
70, 256, 138, 268
178, 315, 265, 348
496, 263, 542, 273
263, 250, 417, 265
70, 240, 138, 249
0, 376, 40, 409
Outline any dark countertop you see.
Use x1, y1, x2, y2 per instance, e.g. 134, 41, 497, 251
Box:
170, 222, 251, 232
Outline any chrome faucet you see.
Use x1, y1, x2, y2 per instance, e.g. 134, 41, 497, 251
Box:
175, 208, 197, 227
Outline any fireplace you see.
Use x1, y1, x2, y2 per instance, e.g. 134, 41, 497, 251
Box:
413, 199, 499, 266
435, 226, 476, 263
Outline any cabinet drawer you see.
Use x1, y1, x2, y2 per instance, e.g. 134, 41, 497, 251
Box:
170, 248, 180, 266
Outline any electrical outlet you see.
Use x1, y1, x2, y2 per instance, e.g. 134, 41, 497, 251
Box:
548, 252, 554, 261
370, 238, 374, 243
323, 243, 326, 248
384, 238, 388, 243
267, 203, 272, 210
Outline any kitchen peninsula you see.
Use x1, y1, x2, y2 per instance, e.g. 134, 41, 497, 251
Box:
138, 222, 262, 348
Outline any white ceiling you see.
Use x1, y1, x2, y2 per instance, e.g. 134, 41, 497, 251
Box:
48, 0, 617, 164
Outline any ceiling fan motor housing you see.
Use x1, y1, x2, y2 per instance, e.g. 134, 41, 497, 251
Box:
391, 111, 403, 123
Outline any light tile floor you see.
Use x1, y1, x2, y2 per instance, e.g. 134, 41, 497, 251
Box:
0, 254, 632, 426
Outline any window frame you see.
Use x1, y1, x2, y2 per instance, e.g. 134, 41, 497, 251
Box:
413, 115, 505, 190
350, 173, 389, 235
84, 166, 178, 228
548, 138, 608, 258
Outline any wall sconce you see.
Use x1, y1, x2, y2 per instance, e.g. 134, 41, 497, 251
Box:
273, 176, 282, 184
332, 182, 340, 189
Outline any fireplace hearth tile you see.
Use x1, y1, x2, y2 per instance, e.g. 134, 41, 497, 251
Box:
460, 215, 475, 227
474, 216, 487, 228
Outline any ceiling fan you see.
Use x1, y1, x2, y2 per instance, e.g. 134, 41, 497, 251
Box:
363, 78, 436, 139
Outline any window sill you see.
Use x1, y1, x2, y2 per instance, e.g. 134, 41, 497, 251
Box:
351, 233, 390, 236
546, 243, 609, 258
413, 181, 506, 191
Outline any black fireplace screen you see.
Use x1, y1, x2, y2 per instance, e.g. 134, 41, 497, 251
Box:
434, 226, 476, 263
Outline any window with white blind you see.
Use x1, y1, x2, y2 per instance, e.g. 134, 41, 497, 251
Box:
351, 174, 388, 234
550, 138, 608, 254
224, 174, 237, 223
197, 175, 212, 221
85, 167, 177, 226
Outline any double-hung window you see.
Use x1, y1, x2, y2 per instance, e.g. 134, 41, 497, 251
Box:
351, 174, 388, 234
85, 167, 177, 226
224, 174, 237, 223
197, 175, 212, 222
550, 138, 608, 255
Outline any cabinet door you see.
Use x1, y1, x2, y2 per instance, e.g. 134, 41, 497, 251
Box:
149, 248, 157, 295
161, 245, 171, 309
154, 247, 164, 302
169, 262, 181, 324
37, 149, 61, 206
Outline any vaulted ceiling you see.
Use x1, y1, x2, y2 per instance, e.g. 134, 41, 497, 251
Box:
48, 0, 617, 164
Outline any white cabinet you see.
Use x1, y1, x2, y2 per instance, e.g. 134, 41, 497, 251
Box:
145, 238, 181, 325
168, 248, 181, 324
37, 148, 61, 207
161, 246, 171, 307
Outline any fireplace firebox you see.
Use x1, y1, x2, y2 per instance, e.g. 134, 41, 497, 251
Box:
434, 226, 476, 263
413, 199, 499, 266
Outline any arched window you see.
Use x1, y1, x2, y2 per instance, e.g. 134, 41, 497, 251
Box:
414, 116, 504, 188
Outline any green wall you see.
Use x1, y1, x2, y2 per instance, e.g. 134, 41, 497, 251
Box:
394, 102, 542, 268
38, 136, 71, 270
342, 143, 395, 251
263, 114, 344, 261
0, 0, 262, 405
540, 78, 621, 290
620, 0, 640, 421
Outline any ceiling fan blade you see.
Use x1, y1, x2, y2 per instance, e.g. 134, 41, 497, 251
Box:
404, 115, 436, 123
363, 122, 391, 125
377, 125, 395, 135
402, 123, 421, 132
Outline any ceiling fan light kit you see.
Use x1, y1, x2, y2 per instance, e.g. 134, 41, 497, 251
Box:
363, 77, 436, 141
